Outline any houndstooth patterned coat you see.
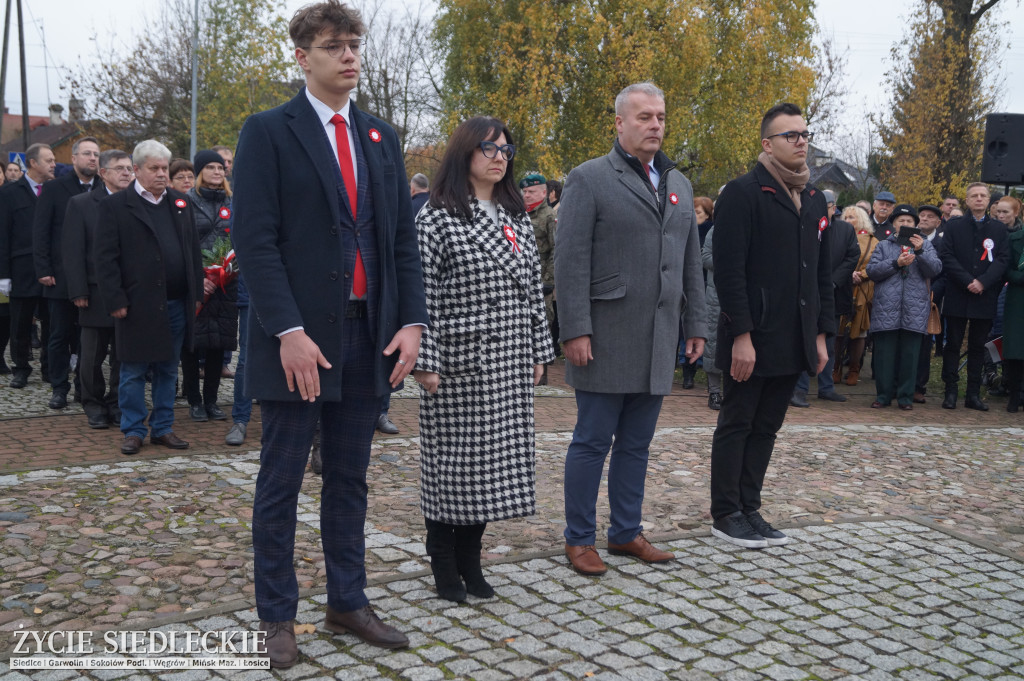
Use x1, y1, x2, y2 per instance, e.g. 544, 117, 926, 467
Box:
415, 198, 555, 525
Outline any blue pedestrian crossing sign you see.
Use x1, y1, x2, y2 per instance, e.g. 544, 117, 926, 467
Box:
8, 152, 26, 170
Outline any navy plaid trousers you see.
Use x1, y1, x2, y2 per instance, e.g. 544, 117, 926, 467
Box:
252, 316, 379, 621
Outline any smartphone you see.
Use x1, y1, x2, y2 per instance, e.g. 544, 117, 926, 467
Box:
897, 227, 922, 247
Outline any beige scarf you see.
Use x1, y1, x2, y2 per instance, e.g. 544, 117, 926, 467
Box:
758, 151, 809, 212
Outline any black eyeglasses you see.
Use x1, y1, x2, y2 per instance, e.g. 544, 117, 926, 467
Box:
766, 130, 815, 144
479, 141, 515, 160
302, 39, 363, 58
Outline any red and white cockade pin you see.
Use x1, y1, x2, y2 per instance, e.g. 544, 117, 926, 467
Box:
669, 193, 678, 205
219, 207, 231, 220
174, 199, 187, 209
818, 216, 828, 241
503, 225, 521, 254
368, 128, 382, 143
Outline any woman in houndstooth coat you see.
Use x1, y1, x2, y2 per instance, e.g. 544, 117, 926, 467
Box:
414, 117, 555, 602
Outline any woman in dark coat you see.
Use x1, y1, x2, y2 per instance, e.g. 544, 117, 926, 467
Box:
996, 197, 1024, 412
413, 117, 554, 602
866, 205, 942, 409
182, 150, 238, 421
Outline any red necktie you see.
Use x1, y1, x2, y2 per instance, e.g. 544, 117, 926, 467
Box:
34, 184, 41, 196
330, 113, 366, 298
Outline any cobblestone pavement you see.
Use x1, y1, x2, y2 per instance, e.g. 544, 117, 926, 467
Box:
3, 520, 1024, 680
1, 357, 1023, 678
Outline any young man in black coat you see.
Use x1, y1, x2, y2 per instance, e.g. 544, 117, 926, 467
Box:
710, 103, 833, 549
938, 182, 1009, 410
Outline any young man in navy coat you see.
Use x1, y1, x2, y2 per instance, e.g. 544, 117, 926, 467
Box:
231, 0, 427, 668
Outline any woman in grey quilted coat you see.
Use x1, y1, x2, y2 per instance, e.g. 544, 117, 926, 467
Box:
413, 117, 555, 602
866, 205, 941, 409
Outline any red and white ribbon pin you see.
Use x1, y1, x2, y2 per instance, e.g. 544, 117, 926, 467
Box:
503, 225, 521, 253
981, 238, 994, 262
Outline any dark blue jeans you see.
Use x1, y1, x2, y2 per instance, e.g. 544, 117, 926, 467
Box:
252, 317, 378, 621
563, 390, 664, 546
117, 299, 185, 439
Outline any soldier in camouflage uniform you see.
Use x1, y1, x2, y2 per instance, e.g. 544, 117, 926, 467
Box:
520, 173, 558, 383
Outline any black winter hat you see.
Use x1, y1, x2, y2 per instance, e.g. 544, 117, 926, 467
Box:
891, 203, 919, 225
193, 149, 225, 177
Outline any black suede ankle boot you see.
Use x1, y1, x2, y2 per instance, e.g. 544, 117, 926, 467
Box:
425, 519, 466, 602
454, 523, 494, 599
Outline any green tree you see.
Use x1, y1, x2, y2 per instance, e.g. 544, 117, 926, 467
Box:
69, 0, 295, 157
434, 0, 818, 193
877, 0, 1006, 206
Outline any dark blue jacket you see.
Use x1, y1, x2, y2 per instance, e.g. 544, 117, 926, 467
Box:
232, 90, 428, 400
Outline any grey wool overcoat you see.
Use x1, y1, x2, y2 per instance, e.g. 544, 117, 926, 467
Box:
554, 144, 708, 395
415, 199, 555, 525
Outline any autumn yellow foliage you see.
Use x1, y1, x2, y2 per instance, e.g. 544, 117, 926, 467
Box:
434, 0, 817, 194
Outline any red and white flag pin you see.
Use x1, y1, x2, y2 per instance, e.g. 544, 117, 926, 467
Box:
219, 207, 231, 220
669, 193, 678, 205
368, 128, 382, 143
174, 199, 187, 209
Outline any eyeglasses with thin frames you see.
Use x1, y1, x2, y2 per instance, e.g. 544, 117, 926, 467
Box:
105, 165, 134, 174
479, 141, 515, 160
765, 130, 815, 144
302, 39, 364, 59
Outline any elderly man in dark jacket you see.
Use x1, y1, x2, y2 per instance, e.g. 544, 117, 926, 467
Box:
866, 205, 942, 409
791, 190, 858, 406
938, 182, 1009, 411
94, 140, 203, 455
711, 103, 833, 549
62, 149, 134, 428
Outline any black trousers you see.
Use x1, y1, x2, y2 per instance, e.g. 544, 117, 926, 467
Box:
79, 325, 119, 418
181, 347, 223, 406
710, 372, 799, 520
915, 333, 932, 394
47, 298, 79, 394
9, 296, 47, 378
941, 315, 992, 396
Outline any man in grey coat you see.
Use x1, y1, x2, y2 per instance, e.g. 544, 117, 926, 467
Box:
555, 82, 708, 576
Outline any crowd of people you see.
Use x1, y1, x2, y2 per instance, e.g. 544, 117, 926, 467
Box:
2, 0, 1023, 670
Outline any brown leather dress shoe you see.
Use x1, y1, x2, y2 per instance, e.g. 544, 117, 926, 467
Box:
259, 620, 297, 669
324, 605, 408, 649
565, 544, 607, 576
151, 432, 189, 449
607, 533, 674, 563
913, 392, 927, 404
120, 435, 143, 455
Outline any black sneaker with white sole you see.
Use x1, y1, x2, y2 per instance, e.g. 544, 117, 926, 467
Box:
711, 511, 768, 549
745, 511, 790, 546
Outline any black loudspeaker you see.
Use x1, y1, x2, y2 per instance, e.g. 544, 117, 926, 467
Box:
982, 113, 1024, 184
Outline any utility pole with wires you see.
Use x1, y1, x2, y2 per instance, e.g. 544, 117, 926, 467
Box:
0, 0, 12, 143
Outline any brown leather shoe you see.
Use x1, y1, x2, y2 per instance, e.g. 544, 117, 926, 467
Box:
913, 392, 927, 404
120, 435, 143, 455
324, 605, 408, 649
259, 620, 297, 669
607, 533, 674, 563
845, 369, 859, 386
565, 544, 607, 576
151, 432, 189, 449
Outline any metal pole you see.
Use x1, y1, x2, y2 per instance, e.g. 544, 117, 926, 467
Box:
190, 0, 199, 160
0, 0, 13, 143
16, 0, 28, 151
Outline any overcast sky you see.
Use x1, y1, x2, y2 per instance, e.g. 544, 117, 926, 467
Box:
3, 0, 1023, 160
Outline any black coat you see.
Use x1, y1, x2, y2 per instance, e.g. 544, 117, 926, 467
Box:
938, 215, 1010, 319
94, 186, 203, 363
0, 177, 43, 297
62, 187, 116, 327
232, 91, 428, 400
713, 163, 835, 377
194, 280, 239, 351
829, 218, 860, 318
33, 171, 103, 299
187, 187, 231, 251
